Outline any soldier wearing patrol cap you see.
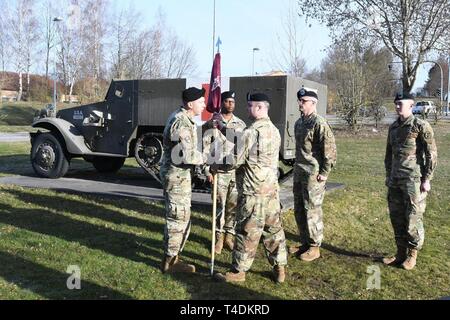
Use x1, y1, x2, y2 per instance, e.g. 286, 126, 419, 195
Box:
202, 91, 246, 254
290, 87, 337, 262
214, 92, 288, 283
383, 92, 437, 270
160, 87, 206, 274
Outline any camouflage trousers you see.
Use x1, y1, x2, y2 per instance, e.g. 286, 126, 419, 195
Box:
232, 193, 287, 272
293, 169, 326, 247
388, 178, 427, 250
160, 165, 193, 257
214, 171, 238, 236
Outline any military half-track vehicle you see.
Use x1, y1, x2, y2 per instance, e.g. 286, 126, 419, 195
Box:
30, 76, 327, 183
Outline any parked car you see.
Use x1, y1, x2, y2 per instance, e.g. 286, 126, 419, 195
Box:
412, 101, 437, 117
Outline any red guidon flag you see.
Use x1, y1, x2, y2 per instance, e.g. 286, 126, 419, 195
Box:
206, 53, 221, 114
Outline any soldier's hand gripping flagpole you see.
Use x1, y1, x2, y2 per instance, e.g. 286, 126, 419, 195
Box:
206, 51, 221, 276
210, 173, 218, 276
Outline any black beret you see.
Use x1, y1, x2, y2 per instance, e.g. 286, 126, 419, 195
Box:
246, 92, 271, 104
394, 92, 414, 102
182, 87, 205, 103
297, 88, 318, 100
221, 91, 236, 101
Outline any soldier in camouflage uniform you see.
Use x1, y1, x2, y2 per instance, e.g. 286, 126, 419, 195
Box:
383, 92, 437, 270
160, 87, 206, 274
202, 91, 246, 254
290, 88, 337, 262
214, 93, 288, 284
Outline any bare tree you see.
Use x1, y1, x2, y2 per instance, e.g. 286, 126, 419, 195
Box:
124, 29, 163, 79
41, 0, 58, 81
298, 0, 450, 93
271, 0, 306, 76
0, 2, 9, 93
424, 56, 448, 98
323, 34, 395, 129
109, 5, 141, 79
80, 0, 108, 98
0, 1, 10, 75
56, 0, 85, 98
162, 31, 197, 78
8, 0, 39, 101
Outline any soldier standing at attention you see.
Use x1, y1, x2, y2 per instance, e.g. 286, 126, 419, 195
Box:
383, 92, 437, 270
160, 87, 206, 274
290, 88, 337, 262
215, 93, 288, 283
203, 91, 246, 254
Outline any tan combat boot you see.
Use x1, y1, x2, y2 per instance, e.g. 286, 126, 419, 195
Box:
288, 244, 308, 256
272, 265, 286, 284
401, 248, 418, 270
215, 233, 224, 255
161, 255, 196, 274
382, 246, 407, 266
299, 246, 320, 262
214, 270, 246, 282
224, 233, 235, 251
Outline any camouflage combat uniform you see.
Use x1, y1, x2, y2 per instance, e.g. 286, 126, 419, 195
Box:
384, 115, 437, 250
230, 117, 288, 272
160, 107, 204, 257
294, 112, 336, 247
203, 114, 246, 236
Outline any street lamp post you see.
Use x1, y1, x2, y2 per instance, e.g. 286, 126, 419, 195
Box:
447, 55, 450, 116
389, 60, 444, 107
53, 17, 62, 114
252, 48, 260, 76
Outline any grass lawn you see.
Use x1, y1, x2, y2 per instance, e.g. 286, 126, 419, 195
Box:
0, 101, 82, 133
0, 124, 448, 300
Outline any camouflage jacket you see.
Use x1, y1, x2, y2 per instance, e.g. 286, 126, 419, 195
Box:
160, 107, 204, 171
294, 112, 337, 177
385, 115, 437, 181
202, 114, 246, 174
234, 117, 281, 196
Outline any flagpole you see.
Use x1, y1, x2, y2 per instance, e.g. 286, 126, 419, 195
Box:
212, 0, 216, 60
211, 173, 218, 276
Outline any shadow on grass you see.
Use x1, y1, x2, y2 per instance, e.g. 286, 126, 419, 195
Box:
0, 189, 280, 299
0, 105, 37, 125
0, 191, 219, 270
284, 229, 381, 260
3, 189, 212, 247
0, 251, 133, 299
0, 154, 32, 176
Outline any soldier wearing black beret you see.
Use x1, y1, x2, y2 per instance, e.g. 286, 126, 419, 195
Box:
215, 92, 288, 284
290, 86, 337, 262
160, 86, 206, 274
383, 92, 437, 270
202, 90, 246, 254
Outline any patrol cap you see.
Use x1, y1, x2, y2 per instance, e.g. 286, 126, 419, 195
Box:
246, 92, 271, 104
394, 92, 415, 102
182, 87, 205, 103
297, 88, 318, 100
221, 91, 236, 101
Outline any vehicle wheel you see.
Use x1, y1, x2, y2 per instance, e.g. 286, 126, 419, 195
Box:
134, 133, 163, 183
92, 156, 125, 173
31, 132, 69, 178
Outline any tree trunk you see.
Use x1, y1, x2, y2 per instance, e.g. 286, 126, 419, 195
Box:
17, 72, 23, 101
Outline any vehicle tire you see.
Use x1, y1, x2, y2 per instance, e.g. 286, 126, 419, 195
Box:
31, 132, 69, 179
91, 156, 125, 173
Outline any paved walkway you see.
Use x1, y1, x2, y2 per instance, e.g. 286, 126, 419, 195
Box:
0, 170, 344, 211
0, 132, 30, 143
